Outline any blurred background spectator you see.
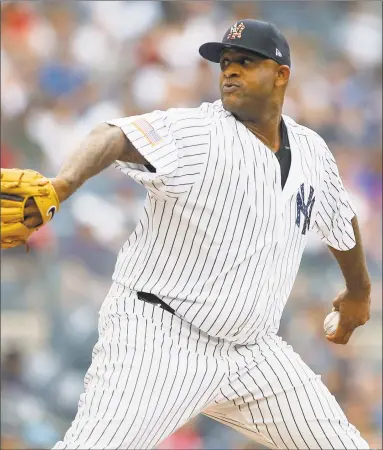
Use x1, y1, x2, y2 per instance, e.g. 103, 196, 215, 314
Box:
1, 1, 381, 449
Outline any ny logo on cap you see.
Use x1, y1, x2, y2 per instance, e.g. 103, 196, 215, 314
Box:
227, 22, 246, 40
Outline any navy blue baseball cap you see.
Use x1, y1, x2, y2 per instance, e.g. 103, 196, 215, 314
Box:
199, 19, 291, 67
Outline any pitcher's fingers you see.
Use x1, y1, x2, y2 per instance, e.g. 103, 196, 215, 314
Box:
24, 217, 42, 228
332, 297, 342, 309
327, 327, 353, 345
24, 206, 39, 216
328, 319, 353, 341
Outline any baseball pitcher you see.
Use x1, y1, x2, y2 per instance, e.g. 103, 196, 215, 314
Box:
1, 19, 371, 450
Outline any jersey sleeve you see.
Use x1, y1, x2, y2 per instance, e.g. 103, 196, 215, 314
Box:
105, 109, 210, 200
312, 146, 356, 251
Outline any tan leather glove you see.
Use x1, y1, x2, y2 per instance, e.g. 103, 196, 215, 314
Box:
1, 168, 60, 249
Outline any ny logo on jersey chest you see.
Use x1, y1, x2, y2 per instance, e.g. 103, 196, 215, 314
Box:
296, 184, 315, 235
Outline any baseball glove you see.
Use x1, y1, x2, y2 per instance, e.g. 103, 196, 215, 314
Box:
1, 168, 60, 249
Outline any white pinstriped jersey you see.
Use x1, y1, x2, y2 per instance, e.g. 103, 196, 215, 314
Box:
106, 100, 356, 345
54, 101, 367, 450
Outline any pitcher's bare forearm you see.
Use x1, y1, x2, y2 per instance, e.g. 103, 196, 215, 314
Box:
328, 216, 371, 295
56, 123, 148, 201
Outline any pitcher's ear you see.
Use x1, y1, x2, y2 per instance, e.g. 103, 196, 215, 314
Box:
275, 65, 290, 88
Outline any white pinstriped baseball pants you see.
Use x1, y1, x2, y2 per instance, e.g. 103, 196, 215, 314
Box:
53, 290, 369, 450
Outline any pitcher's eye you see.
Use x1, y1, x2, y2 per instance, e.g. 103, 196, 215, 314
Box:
220, 59, 229, 70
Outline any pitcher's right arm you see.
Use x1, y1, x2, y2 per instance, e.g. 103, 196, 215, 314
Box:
55, 123, 147, 202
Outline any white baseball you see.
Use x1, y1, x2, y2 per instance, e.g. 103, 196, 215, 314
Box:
324, 311, 340, 336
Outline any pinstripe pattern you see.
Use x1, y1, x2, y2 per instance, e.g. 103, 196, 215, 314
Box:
53, 100, 367, 449
103, 101, 356, 346
54, 291, 368, 449
203, 335, 368, 450
54, 292, 228, 449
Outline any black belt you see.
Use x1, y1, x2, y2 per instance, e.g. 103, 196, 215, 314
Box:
137, 292, 175, 315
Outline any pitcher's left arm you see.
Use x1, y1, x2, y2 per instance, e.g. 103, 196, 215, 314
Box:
311, 142, 371, 345
327, 216, 371, 345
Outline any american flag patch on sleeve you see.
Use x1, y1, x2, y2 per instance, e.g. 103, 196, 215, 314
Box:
132, 118, 163, 145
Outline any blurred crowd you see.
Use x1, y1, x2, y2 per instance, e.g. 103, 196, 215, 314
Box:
1, 2, 382, 449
